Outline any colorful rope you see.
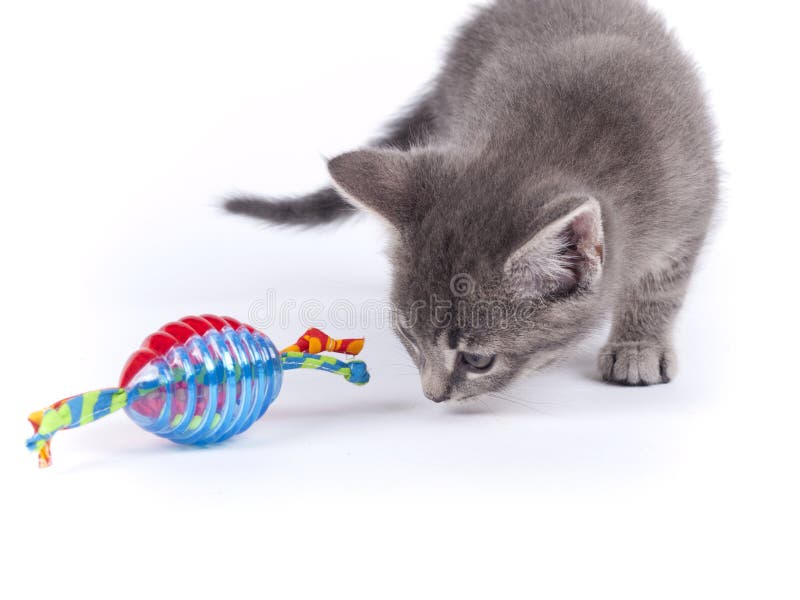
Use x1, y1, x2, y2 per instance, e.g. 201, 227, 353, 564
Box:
281, 327, 365, 356
280, 352, 369, 385
27, 389, 130, 468
26, 327, 369, 467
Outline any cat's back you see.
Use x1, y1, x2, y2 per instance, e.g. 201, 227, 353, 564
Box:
435, 0, 697, 124
433, 0, 717, 267
467, 0, 668, 48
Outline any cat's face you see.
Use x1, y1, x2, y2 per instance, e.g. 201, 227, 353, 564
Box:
329, 148, 606, 402
389, 277, 603, 402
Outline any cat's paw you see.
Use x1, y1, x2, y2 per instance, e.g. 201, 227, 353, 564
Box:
598, 341, 676, 386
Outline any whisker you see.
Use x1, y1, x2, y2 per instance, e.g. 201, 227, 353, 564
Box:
488, 391, 552, 415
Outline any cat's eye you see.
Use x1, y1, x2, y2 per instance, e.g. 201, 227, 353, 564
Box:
459, 352, 496, 372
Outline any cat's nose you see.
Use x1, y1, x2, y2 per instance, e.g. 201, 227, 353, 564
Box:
421, 366, 450, 403
424, 390, 449, 403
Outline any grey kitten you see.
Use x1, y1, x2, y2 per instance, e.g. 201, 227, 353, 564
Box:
227, 0, 718, 402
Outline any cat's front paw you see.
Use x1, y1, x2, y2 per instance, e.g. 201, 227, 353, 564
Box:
598, 341, 676, 386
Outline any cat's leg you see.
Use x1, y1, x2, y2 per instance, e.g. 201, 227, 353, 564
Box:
598, 252, 699, 386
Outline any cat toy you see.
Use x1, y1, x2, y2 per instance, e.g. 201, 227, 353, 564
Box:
25, 315, 369, 468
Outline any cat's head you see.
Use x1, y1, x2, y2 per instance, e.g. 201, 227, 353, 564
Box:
329, 147, 606, 402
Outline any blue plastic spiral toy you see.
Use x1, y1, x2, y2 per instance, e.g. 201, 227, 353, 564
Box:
26, 315, 370, 467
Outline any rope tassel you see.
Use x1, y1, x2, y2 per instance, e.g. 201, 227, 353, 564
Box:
27, 389, 130, 468
281, 328, 365, 356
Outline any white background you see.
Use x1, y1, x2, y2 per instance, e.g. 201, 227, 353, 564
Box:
1, 1, 798, 598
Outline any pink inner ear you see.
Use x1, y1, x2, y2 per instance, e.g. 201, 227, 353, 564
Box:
506, 200, 604, 296
508, 231, 581, 295
570, 209, 604, 267
595, 244, 605, 263
572, 211, 594, 239
551, 231, 582, 290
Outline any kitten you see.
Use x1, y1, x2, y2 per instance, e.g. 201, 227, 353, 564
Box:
226, 0, 718, 402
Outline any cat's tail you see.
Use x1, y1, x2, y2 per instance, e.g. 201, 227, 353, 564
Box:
225, 187, 356, 227
226, 94, 436, 227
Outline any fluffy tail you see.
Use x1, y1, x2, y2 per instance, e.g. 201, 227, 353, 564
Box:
225, 94, 436, 228
225, 187, 356, 227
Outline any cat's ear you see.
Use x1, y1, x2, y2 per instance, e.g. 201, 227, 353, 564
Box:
504, 198, 605, 296
328, 149, 413, 228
